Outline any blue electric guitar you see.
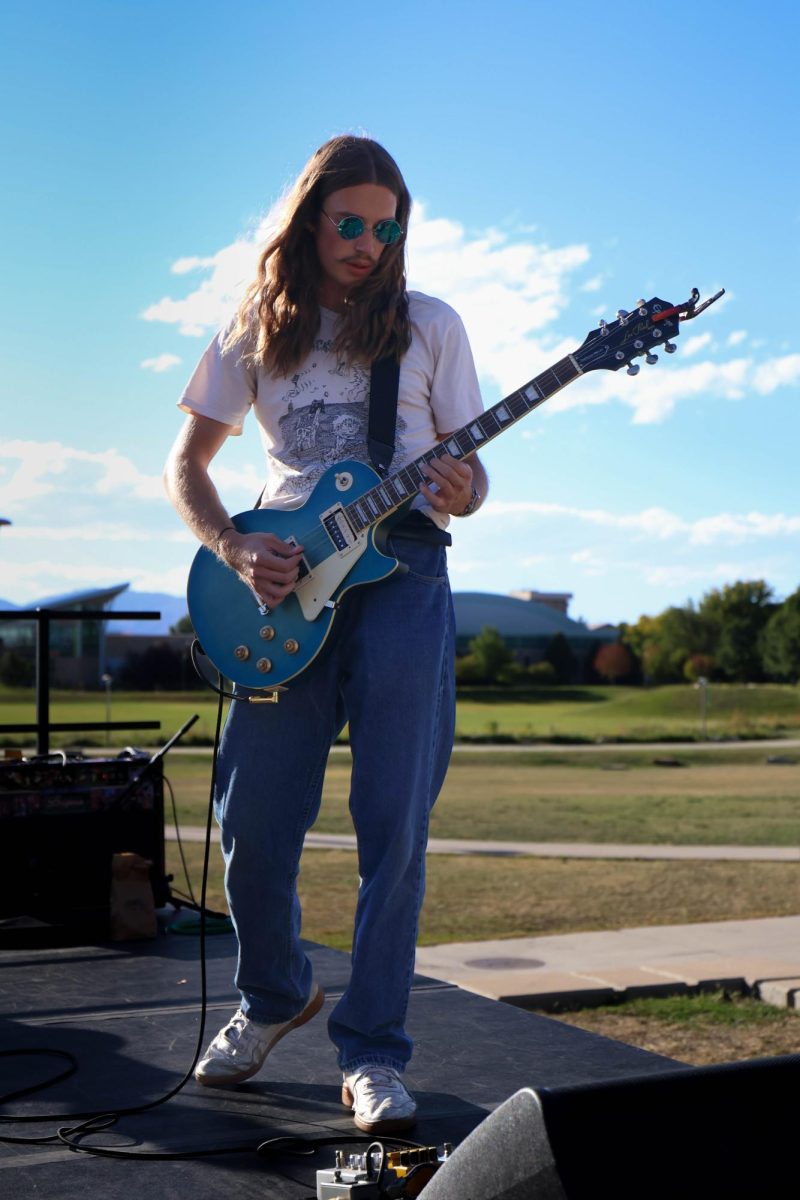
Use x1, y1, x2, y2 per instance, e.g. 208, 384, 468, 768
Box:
187, 288, 724, 693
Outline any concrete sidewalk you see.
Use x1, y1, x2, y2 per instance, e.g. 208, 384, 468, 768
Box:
169, 825, 800, 862
415, 916, 800, 1011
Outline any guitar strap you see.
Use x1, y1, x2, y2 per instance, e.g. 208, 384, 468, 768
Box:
367, 356, 400, 477
369, 355, 452, 547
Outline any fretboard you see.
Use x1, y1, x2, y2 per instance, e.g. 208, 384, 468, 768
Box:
343, 353, 582, 532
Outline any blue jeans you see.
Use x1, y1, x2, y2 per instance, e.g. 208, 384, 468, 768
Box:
213, 535, 456, 1073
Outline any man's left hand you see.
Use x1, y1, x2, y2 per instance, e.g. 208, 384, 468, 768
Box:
420, 454, 474, 516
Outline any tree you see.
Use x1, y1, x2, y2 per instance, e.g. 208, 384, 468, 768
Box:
467, 626, 513, 684
545, 633, 578, 684
698, 580, 777, 682
761, 588, 800, 682
593, 641, 633, 684
621, 607, 710, 684
170, 614, 195, 634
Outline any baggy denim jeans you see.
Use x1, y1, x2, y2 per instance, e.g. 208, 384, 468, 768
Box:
213, 535, 456, 1074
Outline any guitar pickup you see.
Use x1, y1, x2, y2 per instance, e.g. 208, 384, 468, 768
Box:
321, 505, 359, 551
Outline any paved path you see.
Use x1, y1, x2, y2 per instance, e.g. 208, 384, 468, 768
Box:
146, 738, 800, 756
168, 825, 800, 862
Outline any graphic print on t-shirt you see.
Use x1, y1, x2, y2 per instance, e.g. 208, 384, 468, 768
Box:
272, 346, 406, 501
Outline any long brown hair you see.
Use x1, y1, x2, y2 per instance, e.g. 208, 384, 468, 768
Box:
224, 136, 412, 376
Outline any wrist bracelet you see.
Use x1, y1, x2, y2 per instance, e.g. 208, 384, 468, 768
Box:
455, 486, 481, 518
215, 525, 236, 551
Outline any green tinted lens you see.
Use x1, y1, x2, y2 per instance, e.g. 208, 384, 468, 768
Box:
337, 215, 364, 240
374, 219, 403, 245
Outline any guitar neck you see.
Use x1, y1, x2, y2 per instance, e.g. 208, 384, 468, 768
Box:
342, 352, 584, 533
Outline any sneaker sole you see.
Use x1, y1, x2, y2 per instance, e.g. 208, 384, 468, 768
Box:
195, 984, 325, 1087
341, 1081, 418, 1134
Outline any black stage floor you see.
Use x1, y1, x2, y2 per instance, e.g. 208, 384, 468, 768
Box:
1, 931, 683, 1198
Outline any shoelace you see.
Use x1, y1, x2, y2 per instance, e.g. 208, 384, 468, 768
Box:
352, 1068, 403, 1104
223, 1011, 248, 1044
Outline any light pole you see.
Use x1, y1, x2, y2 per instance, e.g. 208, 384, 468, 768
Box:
695, 676, 709, 740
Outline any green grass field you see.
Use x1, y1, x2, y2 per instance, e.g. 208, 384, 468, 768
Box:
2, 682, 800, 748
164, 748, 800, 846
4, 685, 798, 951
160, 746, 800, 950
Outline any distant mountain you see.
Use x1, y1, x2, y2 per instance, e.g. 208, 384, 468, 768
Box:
109, 591, 188, 635
0, 598, 18, 610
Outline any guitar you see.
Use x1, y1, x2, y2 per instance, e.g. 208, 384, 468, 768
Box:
187, 288, 724, 692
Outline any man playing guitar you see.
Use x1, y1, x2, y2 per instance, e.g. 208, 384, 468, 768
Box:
165, 135, 487, 1133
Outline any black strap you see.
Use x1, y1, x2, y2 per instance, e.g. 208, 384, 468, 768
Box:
367, 357, 400, 477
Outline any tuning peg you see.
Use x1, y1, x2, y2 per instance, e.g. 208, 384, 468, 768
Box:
617, 309, 629, 321
598, 319, 608, 333
645, 352, 658, 365
627, 362, 640, 376
664, 342, 677, 354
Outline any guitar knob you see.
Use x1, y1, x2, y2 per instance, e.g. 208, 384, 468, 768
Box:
259, 625, 276, 640
664, 342, 677, 354
234, 645, 250, 661
627, 363, 640, 376
283, 638, 300, 654
256, 658, 272, 673
645, 352, 658, 365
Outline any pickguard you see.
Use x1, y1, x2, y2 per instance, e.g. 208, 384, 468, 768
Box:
293, 530, 369, 619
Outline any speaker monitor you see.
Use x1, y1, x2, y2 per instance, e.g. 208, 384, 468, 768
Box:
0, 754, 167, 937
419, 1054, 800, 1199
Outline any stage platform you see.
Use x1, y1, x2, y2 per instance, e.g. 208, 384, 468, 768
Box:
1, 930, 684, 1198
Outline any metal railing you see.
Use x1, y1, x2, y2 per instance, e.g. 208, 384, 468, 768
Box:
0, 609, 162, 754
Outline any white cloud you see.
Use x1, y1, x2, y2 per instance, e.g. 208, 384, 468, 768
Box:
141, 353, 182, 373
2, 559, 191, 605
209, 461, 267, 497
752, 354, 800, 394
8, 522, 193, 544
171, 256, 218, 275
680, 332, 713, 357
727, 329, 747, 346
580, 275, 604, 293
479, 497, 800, 547
0, 440, 164, 509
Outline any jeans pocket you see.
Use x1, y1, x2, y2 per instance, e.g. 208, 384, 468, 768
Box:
388, 537, 448, 584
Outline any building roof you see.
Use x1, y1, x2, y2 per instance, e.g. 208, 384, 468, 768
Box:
31, 583, 130, 610
453, 591, 613, 641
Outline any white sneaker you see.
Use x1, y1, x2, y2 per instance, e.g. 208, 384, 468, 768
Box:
195, 983, 324, 1086
342, 1065, 417, 1133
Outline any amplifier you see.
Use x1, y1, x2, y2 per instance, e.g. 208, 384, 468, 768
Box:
0, 752, 168, 938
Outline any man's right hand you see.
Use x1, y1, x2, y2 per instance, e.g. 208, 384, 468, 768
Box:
217, 529, 304, 609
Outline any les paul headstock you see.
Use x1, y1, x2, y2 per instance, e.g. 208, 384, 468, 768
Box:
575, 287, 726, 376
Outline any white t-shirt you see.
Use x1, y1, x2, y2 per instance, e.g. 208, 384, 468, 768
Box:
179, 291, 484, 528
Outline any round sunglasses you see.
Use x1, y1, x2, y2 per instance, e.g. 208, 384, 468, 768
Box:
322, 210, 404, 246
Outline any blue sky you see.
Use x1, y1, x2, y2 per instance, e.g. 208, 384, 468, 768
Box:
1, 0, 798, 625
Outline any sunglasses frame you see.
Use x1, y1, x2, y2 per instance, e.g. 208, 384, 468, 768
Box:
322, 210, 404, 246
